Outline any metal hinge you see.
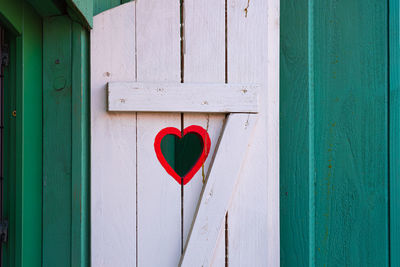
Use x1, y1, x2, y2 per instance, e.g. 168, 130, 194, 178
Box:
0, 220, 8, 243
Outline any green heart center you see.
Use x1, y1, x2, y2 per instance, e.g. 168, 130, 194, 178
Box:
160, 133, 204, 178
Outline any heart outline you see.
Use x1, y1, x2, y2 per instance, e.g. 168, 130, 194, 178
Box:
154, 125, 211, 185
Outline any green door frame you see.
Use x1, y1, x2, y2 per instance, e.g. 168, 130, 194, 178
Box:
0, 1, 91, 266
0, 2, 43, 267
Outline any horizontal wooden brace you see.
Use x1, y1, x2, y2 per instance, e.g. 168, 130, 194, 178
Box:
107, 82, 259, 113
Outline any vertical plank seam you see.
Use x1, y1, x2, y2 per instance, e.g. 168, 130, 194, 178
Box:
225, 212, 228, 267
308, 0, 316, 265
224, 0, 229, 266
388, 0, 391, 264
180, 0, 186, 254
69, 18, 74, 266
134, 1, 138, 266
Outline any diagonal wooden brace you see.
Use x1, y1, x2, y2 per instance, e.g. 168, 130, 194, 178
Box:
180, 113, 258, 267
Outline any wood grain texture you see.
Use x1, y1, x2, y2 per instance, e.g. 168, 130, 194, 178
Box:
91, 3, 136, 266
313, 1, 388, 265
280, 1, 311, 266
182, 1, 226, 265
43, 16, 72, 267
390, 0, 400, 265
281, 0, 389, 266
227, 0, 280, 266
108, 82, 258, 113
135, 0, 182, 266
180, 114, 258, 267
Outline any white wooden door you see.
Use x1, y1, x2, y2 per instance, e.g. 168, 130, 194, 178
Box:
91, 1, 279, 266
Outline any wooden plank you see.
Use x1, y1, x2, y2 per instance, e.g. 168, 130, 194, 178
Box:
108, 82, 258, 113
390, 0, 400, 264
91, 3, 136, 266
227, 0, 279, 266
279, 0, 311, 265
182, 0, 226, 265
313, 1, 388, 265
43, 16, 72, 267
180, 113, 258, 267
71, 21, 90, 267
135, 0, 182, 266
209, 226, 226, 267
281, 0, 389, 266
182, 115, 225, 239
17, 4, 43, 266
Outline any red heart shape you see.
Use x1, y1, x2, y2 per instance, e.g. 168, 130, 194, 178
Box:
154, 125, 211, 185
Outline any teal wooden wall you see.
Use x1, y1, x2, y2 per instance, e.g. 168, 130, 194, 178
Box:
390, 0, 400, 265
280, 0, 389, 266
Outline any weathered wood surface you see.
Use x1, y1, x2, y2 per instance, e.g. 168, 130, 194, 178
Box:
43, 16, 72, 267
281, 0, 388, 266
91, 3, 136, 266
135, 0, 182, 266
183, 1, 226, 265
390, 0, 400, 265
227, 0, 280, 266
91, 0, 279, 266
180, 114, 258, 266
108, 82, 259, 113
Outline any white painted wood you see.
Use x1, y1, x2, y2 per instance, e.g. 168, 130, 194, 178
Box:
90, 0, 280, 266
182, 114, 225, 242
227, 0, 280, 266
180, 113, 258, 267
135, 0, 182, 266
210, 225, 226, 267
183, 1, 226, 265
90, 3, 136, 266
108, 82, 258, 113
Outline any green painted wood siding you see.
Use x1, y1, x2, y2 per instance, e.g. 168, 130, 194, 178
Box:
43, 16, 73, 266
280, 0, 389, 266
43, 15, 90, 267
390, 0, 400, 265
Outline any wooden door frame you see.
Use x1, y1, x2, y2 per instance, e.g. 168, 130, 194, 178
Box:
0, 1, 91, 267
0, 2, 43, 267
